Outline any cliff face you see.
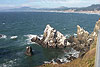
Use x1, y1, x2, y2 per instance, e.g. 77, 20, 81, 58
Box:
91, 19, 100, 37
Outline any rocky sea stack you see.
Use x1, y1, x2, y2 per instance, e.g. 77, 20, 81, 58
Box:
31, 24, 68, 48
31, 19, 100, 57
25, 46, 33, 56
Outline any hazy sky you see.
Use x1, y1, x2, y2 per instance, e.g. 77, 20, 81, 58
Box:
0, 0, 100, 9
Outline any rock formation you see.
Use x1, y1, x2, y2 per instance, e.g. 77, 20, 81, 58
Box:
77, 25, 89, 43
31, 24, 67, 48
31, 19, 100, 57
25, 46, 33, 56
90, 19, 100, 39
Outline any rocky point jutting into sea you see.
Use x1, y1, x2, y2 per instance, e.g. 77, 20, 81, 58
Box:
31, 18, 100, 64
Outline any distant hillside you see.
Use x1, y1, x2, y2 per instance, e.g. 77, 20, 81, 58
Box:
1, 4, 100, 12
47, 4, 100, 11
75, 4, 100, 11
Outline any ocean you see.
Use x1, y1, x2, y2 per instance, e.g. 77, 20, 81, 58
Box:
0, 12, 99, 67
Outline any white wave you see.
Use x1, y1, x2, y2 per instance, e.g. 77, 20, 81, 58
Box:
57, 58, 70, 63
50, 59, 57, 64
38, 35, 43, 40
3, 23, 5, 25
24, 34, 38, 44
65, 34, 71, 38
24, 34, 43, 44
10, 36, 18, 39
0, 34, 7, 39
44, 61, 51, 64
24, 34, 37, 39
65, 48, 80, 58
73, 33, 77, 37
0, 59, 18, 67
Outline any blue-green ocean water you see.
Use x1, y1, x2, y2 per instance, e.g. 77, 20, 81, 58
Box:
0, 12, 99, 67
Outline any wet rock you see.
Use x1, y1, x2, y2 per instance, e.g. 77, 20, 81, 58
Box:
67, 56, 76, 61
31, 36, 41, 44
55, 59, 62, 64
25, 46, 33, 56
0, 34, 2, 38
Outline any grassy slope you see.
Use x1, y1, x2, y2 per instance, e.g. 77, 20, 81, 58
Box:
39, 37, 97, 67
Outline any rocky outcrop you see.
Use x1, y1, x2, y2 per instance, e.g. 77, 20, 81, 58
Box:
31, 19, 100, 57
90, 19, 100, 39
68, 25, 93, 57
70, 19, 100, 57
77, 25, 89, 43
31, 24, 67, 48
42, 25, 67, 48
25, 46, 33, 56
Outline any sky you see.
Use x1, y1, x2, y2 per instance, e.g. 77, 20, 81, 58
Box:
0, 0, 100, 9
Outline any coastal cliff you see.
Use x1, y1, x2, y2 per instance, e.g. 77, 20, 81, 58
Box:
38, 19, 100, 67
31, 20, 99, 58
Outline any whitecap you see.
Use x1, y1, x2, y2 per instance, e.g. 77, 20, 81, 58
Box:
65, 34, 71, 38
73, 33, 77, 37
57, 58, 70, 63
66, 48, 80, 58
38, 35, 43, 40
44, 61, 51, 64
0, 59, 18, 67
3, 23, 5, 25
10, 36, 18, 39
51, 59, 57, 64
24, 34, 38, 44
0, 34, 7, 39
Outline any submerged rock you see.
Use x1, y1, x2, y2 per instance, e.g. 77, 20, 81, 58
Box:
31, 24, 67, 48
0, 34, 2, 38
25, 46, 33, 56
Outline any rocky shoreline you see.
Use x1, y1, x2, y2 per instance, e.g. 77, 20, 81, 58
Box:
39, 10, 100, 15
31, 19, 100, 64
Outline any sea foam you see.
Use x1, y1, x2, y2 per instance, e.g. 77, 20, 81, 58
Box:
0, 59, 18, 67
24, 34, 43, 44
10, 36, 18, 39
24, 34, 38, 44
0, 34, 7, 39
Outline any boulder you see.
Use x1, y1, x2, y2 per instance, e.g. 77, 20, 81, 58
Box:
31, 36, 41, 44
25, 46, 33, 56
